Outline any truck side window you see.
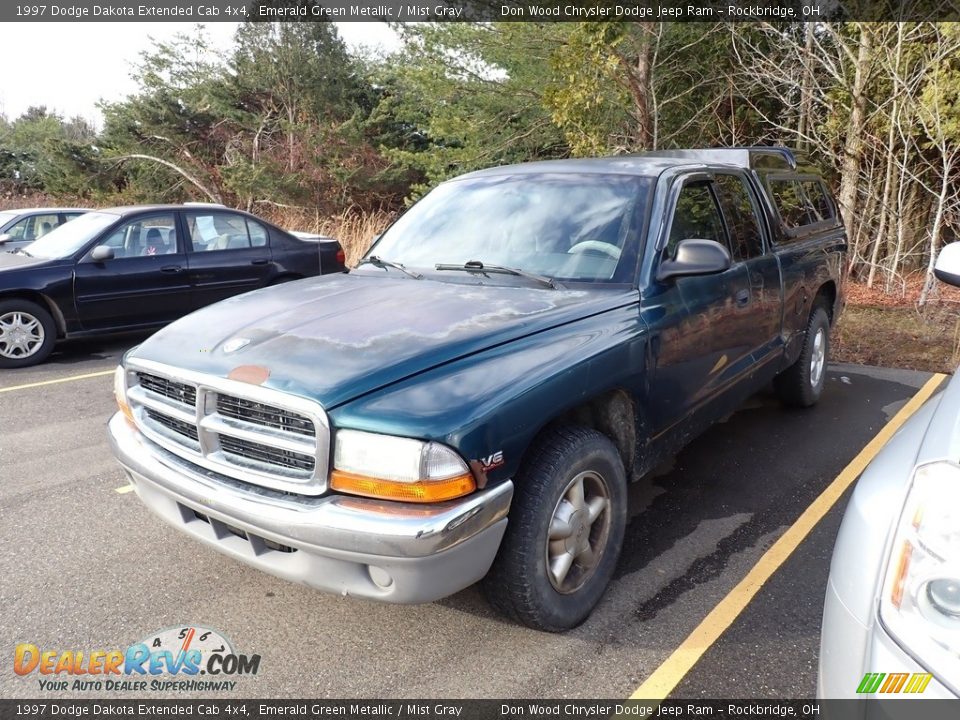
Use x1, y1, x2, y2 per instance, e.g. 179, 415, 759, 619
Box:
768, 178, 836, 232
799, 180, 835, 223
666, 181, 726, 259
714, 174, 764, 261
770, 180, 809, 228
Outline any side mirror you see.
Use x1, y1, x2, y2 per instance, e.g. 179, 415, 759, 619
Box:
934, 242, 960, 288
0, 233, 12, 245
90, 245, 115, 262
657, 239, 732, 282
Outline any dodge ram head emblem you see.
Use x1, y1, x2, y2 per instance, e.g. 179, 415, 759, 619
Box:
223, 337, 251, 353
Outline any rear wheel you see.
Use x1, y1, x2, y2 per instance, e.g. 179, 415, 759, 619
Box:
774, 305, 830, 408
0, 299, 56, 368
482, 426, 627, 631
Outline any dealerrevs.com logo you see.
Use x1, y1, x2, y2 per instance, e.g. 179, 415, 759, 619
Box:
856, 672, 933, 694
14, 626, 260, 692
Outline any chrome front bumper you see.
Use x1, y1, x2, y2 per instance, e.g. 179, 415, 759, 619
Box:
108, 412, 512, 603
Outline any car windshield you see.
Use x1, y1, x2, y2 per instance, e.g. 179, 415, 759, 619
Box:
0, 211, 19, 226
24, 211, 120, 259
369, 173, 651, 284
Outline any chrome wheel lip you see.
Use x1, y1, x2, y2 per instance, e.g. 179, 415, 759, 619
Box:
810, 327, 826, 388
0, 310, 45, 360
545, 469, 612, 595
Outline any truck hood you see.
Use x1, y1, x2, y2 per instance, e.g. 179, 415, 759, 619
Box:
130, 273, 637, 408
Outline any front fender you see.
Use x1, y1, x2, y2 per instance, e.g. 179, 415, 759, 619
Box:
328, 304, 648, 485
0, 263, 77, 334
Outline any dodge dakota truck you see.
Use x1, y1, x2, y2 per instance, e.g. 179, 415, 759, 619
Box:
108, 147, 845, 631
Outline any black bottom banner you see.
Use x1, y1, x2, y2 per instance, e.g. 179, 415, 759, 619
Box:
3, 700, 960, 720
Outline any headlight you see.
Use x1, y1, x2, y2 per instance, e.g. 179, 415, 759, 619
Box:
330, 429, 476, 503
880, 461, 960, 690
114, 365, 135, 427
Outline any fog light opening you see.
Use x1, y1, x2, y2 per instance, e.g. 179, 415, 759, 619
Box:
368, 565, 394, 590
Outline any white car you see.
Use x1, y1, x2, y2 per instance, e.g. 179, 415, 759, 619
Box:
818, 243, 960, 698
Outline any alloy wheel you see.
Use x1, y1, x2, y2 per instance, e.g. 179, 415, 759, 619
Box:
0, 311, 45, 359
545, 470, 612, 594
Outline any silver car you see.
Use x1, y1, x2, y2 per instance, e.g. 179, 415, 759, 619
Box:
818, 243, 960, 698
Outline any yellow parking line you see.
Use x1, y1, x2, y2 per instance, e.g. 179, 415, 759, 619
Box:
630, 372, 947, 700
0, 369, 114, 393
114, 485, 134, 494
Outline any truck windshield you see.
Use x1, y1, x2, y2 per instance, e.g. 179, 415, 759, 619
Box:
24, 211, 120, 259
369, 173, 651, 284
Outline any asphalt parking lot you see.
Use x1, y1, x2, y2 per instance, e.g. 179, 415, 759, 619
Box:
0, 339, 938, 699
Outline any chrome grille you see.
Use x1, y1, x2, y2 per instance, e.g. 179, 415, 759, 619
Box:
124, 360, 329, 495
216, 395, 314, 436
220, 436, 315, 473
144, 408, 200, 444
137, 372, 196, 407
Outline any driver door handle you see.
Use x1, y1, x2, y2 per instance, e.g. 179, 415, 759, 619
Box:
161, 265, 183, 274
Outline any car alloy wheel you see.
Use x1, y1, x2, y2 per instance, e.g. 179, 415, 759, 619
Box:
809, 327, 826, 388
545, 469, 612, 594
0, 310, 45, 359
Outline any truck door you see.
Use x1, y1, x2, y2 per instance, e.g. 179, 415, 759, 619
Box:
713, 172, 784, 375
644, 176, 753, 437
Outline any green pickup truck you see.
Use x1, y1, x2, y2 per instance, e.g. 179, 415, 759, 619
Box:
108, 147, 845, 631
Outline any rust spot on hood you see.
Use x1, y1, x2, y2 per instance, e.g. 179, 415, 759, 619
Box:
228, 365, 270, 385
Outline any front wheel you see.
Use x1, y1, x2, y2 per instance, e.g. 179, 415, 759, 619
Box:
0, 299, 56, 368
482, 426, 627, 631
774, 305, 830, 408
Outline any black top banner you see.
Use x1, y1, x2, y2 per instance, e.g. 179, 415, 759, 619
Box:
4, 0, 960, 22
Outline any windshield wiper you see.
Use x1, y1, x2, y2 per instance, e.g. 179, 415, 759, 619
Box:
435, 260, 557, 289
358, 255, 423, 280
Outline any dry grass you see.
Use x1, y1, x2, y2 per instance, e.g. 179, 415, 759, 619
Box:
259, 207, 395, 267
0, 189, 90, 210
318, 210, 395, 266
833, 302, 960, 374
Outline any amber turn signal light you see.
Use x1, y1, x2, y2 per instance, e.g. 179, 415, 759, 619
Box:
114, 366, 136, 428
330, 470, 476, 503
891, 540, 914, 608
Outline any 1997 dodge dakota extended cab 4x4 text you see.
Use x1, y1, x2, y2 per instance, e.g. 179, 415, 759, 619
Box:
108, 147, 845, 631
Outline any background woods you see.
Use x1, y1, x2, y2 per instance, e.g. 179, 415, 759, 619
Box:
2, 20, 960, 306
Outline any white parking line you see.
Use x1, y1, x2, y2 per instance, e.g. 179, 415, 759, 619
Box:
114, 485, 134, 494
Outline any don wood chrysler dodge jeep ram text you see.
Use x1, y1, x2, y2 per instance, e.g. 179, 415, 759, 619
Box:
108, 148, 845, 631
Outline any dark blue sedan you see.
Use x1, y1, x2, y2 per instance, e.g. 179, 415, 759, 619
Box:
0, 204, 346, 367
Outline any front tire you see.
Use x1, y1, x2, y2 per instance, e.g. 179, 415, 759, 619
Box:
0, 299, 56, 368
482, 426, 627, 631
774, 305, 830, 408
